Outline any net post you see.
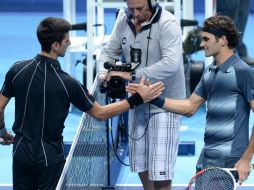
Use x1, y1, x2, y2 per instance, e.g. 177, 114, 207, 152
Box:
102, 96, 116, 189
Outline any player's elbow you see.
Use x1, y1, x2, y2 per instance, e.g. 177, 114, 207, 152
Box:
87, 103, 110, 121
184, 111, 195, 117
182, 102, 197, 117
93, 111, 108, 121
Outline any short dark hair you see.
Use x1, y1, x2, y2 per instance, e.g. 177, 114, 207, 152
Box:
37, 17, 71, 53
203, 15, 239, 49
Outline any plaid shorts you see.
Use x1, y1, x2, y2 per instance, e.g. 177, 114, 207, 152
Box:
128, 110, 181, 181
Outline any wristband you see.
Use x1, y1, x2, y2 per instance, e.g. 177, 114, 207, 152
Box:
150, 97, 165, 108
0, 126, 7, 137
127, 93, 144, 109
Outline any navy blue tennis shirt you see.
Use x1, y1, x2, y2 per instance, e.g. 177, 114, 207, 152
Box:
195, 54, 254, 159
1, 54, 95, 166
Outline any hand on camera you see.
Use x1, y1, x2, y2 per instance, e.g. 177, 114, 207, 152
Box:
98, 73, 107, 82
107, 71, 132, 81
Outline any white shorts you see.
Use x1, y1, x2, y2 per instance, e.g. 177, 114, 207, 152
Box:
128, 110, 181, 181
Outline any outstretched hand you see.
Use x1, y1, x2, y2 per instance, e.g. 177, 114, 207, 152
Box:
126, 77, 164, 103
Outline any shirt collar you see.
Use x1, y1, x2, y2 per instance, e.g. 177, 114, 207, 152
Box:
219, 53, 240, 73
35, 54, 61, 68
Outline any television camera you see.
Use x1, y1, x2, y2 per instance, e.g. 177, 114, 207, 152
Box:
100, 46, 141, 99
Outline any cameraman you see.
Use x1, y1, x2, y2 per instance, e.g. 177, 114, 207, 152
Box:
98, 0, 185, 189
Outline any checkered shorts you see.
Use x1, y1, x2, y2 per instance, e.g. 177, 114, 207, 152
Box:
128, 110, 181, 181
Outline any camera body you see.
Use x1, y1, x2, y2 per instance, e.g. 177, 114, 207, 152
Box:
104, 61, 133, 72
100, 61, 134, 99
100, 45, 142, 99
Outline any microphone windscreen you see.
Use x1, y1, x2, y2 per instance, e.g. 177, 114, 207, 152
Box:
71, 23, 87, 31
104, 62, 113, 69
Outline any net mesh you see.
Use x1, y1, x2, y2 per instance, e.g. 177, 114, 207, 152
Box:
192, 168, 235, 190
57, 79, 116, 190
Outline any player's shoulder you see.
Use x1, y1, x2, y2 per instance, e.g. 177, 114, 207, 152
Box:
234, 58, 254, 73
232, 58, 254, 83
8, 58, 35, 74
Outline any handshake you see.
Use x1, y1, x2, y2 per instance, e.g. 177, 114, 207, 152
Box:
126, 77, 166, 108
99, 69, 166, 108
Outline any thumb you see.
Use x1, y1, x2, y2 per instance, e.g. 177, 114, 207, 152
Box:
139, 76, 145, 85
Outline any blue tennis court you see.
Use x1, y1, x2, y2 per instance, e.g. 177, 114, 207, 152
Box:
0, 4, 254, 190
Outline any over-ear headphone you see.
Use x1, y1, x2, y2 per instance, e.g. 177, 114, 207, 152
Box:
124, 0, 158, 11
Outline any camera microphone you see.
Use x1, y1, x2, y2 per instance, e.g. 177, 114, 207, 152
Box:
71, 22, 87, 30
104, 62, 113, 70
71, 23, 103, 31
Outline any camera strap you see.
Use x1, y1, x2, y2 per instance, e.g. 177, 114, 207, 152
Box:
145, 25, 152, 67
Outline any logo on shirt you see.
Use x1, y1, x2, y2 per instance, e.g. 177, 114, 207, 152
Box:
159, 171, 166, 175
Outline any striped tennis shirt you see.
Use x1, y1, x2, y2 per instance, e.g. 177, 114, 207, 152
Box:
195, 54, 254, 159
1, 54, 95, 166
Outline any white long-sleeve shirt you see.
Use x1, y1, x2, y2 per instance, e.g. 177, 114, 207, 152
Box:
98, 5, 186, 113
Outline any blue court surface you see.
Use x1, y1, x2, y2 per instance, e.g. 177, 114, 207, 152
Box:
1, 9, 254, 190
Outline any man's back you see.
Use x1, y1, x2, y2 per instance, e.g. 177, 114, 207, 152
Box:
2, 54, 94, 166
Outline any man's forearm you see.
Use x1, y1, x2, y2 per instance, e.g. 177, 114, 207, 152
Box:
0, 94, 9, 130
150, 97, 199, 117
242, 127, 254, 161
150, 93, 205, 117
88, 93, 144, 120
0, 110, 5, 129
0, 110, 7, 137
162, 98, 197, 117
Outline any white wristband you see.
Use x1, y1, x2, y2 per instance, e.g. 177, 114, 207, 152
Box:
0, 126, 7, 137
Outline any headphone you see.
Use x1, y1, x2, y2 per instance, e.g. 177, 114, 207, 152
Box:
124, 0, 158, 11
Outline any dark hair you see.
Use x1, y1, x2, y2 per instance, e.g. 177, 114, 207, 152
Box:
37, 17, 71, 53
203, 15, 239, 49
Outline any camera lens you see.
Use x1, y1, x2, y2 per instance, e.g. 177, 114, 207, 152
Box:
107, 76, 126, 99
